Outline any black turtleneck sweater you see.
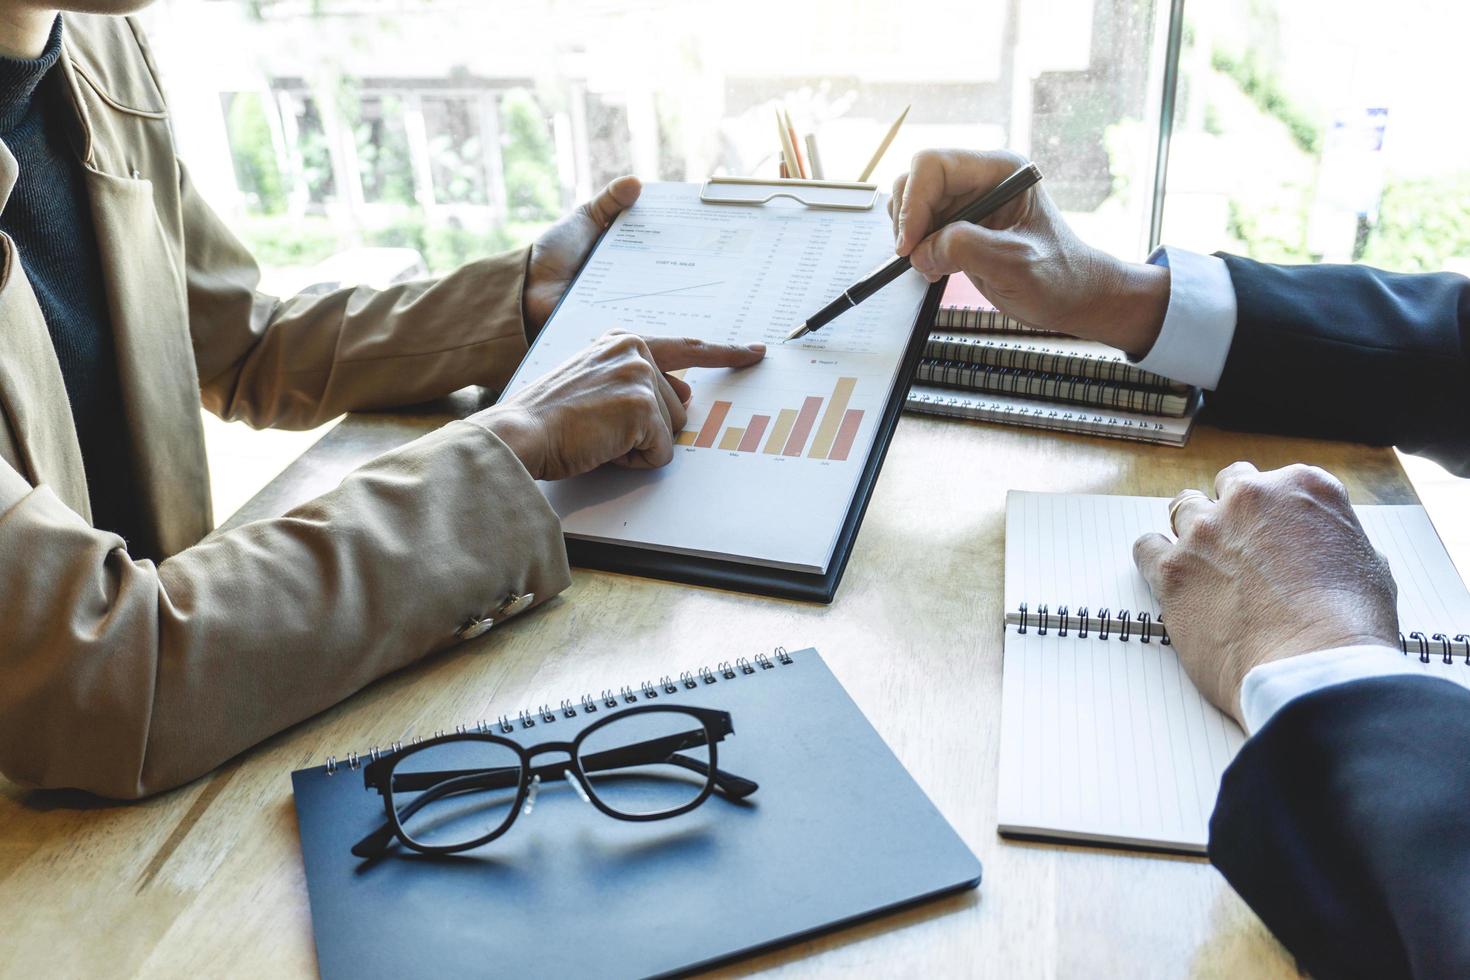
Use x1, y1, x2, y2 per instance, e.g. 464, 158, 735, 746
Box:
0, 17, 142, 552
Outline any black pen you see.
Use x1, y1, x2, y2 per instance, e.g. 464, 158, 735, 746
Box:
784, 162, 1043, 342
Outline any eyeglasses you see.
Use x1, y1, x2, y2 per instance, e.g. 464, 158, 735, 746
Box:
350, 704, 758, 858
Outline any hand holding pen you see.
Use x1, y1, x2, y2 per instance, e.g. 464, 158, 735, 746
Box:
892, 149, 1171, 357
785, 157, 1042, 341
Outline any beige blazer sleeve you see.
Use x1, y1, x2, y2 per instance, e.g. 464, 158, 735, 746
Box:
179, 160, 537, 430
0, 153, 577, 799
0, 419, 571, 799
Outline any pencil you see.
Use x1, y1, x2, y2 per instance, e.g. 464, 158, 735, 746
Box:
857, 104, 910, 182
784, 109, 808, 179
775, 110, 799, 179
804, 133, 825, 180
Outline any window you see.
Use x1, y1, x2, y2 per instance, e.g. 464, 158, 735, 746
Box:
138, 0, 1171, 288
1161, 0, 1470, 274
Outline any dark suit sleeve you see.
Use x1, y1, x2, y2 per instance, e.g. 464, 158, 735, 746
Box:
1209, 675, 1470, 979
1208, 255, 1470, 474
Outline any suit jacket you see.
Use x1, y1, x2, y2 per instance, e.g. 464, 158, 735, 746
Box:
0, 15, 570, 798
1209, 675, 1470, 978
1208, 254, 1470, 474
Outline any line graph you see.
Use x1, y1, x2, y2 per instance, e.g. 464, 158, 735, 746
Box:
589, 280, 725, 304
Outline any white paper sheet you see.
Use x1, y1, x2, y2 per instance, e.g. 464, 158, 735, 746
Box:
502, 182, 929, 572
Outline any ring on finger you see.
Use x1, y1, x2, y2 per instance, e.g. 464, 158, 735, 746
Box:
1168, 489, 1210, 536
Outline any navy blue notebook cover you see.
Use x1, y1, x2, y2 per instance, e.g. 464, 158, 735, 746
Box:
291, 647, 981, 978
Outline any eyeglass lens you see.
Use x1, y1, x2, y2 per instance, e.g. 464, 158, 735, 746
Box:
577, 711, 714, 817
390, 739, 523, 849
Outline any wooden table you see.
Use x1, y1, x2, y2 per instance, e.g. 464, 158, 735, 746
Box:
0, 398, 1414, 978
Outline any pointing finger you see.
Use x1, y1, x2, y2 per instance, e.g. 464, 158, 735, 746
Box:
641, 335, 766, 372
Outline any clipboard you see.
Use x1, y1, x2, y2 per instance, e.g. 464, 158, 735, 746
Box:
511, 182, 943, 604
700, 176, 880, 212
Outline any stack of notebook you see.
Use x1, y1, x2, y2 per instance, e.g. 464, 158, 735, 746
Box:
905, 277, 1202, 446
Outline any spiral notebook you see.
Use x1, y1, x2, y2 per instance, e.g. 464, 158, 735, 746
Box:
999, 491, 1470, 854
910, 278, 1201, 447
933, 274, 1056, 333
923, 333, 1188, 392
905, 385, 1199, 447
291, 647, 981, 979
914, 360, 1195, 416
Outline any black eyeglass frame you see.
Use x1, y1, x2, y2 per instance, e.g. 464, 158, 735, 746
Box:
352, 703, 756, 858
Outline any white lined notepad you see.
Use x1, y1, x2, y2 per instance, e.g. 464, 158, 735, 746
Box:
998, 491, 1470, 853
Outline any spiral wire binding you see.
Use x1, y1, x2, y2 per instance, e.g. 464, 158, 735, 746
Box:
923, 332, 1177, 390
914, 360, 1178, 416
323, 647, 800, 773
1399, 628, 1470, 667
1010, 603, 1171, 644
1017, 602, 1470, 656
1399, 630, 1470, 665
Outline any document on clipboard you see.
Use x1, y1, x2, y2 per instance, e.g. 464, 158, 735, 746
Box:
500, 181, 941, 601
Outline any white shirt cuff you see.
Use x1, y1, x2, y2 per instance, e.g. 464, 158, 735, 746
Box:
1239, 644, 1440, 734
1132, 246, 1237, 390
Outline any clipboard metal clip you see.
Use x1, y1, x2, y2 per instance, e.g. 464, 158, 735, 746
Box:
701, 176, 879, 212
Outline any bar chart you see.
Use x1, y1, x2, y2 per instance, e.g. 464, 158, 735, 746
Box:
675, 376, 866, 462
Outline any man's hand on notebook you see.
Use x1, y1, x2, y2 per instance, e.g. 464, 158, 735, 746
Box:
524, 175, 643, 332
475, 331, 765, 481
1131, 462, 1400, 726
890, 148, 1169, 359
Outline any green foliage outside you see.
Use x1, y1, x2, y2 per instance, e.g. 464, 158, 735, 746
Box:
500, 89, 559, 221
353, 94, 417, 206
226, 93, 287, 215
1207, 37, 1319, 263
1226, 196, 1313, 263
237, 215, 342, 268
363, 215, 520, 274
1360, 173, 1470, 272
425, 97, 488, 205
295, 99, 336, 204
1211, 47, 1322, 156
237, 213, 549, 277
225, 77, 564, 279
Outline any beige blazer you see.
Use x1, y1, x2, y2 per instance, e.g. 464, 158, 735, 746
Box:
0, 15, 571, 798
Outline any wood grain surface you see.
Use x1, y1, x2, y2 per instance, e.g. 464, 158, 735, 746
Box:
0, 400, 1415, 979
